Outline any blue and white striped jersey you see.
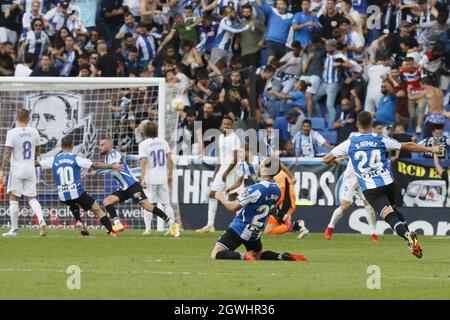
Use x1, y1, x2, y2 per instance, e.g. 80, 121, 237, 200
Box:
330, 133, 401, 191
104, 149, 138, 191
323, 53, 346, 84
136, 34, 156, 61
23, 31, 49, 60
213, 17, 250, 51
39, 153, 93, 202
238, 159, 259, 186
229, 180, 281, 241
44, 7, 67, 36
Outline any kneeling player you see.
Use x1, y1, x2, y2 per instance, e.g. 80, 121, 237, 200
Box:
38, 135, 121, 237
97, 138, 179, 236
264, 169, 309, 238
210, 158, 307, 261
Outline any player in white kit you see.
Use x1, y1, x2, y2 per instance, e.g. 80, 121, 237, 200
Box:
139, 121, 180, 237
0, 108, 48, 237
197, 116, 241, 233
324, 159, 379, 242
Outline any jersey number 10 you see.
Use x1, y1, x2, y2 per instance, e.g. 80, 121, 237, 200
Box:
57, 167, 75, 185
150, 149, 166, 167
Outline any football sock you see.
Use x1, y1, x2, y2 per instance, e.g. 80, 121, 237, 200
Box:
292, 221, 301, 232
29, 198, 45, 225
163, 203, 175, 219
152, 206, 169, 222
143, 210, 152, 230
215, 250, 242, 260
329, 206, 344, 228
99, 216, 113, 233
105, 204, 121, 225
70, 205, 82, 222
266, 224, 289, 235
365, 205, 377, 234
395, 210, 410, 231
207, 198, 218, 227
9, 201, 19, 231
260, 251, 281, 260
385, 212, 409, 241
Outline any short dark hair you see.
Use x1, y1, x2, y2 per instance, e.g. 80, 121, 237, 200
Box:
264, 64, 276, 73
184, 5, 193, 10
61, 135, 74, 149
291, 41, 302, 49
357, 111, 373, 129
404, 57, 414, 63
24, 53, 35, 64
222, 115, 234, 123
373, 120, 383, 128
302, 119, 312, 126
241, 4, 252, 10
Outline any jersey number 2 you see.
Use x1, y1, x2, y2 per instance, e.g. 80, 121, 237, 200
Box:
252, 204, 275, 228
354, 149, 382, 172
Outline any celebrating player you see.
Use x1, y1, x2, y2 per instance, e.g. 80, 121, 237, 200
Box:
323, 111, 441, 258
324, 135, 378, 242
210, 157, 307, 262
197, 116, 241, 233
139, 122, 180, 237
37, 135, 122, 237
0, 108, 48, 237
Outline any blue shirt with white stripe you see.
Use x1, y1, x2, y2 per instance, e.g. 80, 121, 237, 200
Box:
104, 149, 139, 191
136, 34, 156, 62
214, 17, 250, 51
51, 153, 90, 202
330, 133, 402, 191
259, 4, 293, 45
229, 181, 281, 241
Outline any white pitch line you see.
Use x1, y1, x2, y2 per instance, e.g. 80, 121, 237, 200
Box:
0, 268, 281, 277
383, 276, 450, 282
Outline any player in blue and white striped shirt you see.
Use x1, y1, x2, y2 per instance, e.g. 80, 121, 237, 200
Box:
38, 135, 122, 237
324, 112, 441, 258
135, 22, 159, 67
210, 7, 252, 64
211, 157, 307, 261
96, 139, 180, 236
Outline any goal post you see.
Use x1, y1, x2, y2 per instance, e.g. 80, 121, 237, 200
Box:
0, 77, 181, 231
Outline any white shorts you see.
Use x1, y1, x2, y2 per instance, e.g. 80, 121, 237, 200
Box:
210, 167, 239, 192
0, 27, 17, 45
364, 90, 383, 113
7, 173, 37, 198
144, 184, 170, 204
300, 75, 321, 95
341, 175, 365, 202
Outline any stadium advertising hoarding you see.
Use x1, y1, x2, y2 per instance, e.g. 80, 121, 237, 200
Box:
392, 158, 450, 207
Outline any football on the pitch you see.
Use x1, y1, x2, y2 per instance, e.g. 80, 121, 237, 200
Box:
171, 98, 185, 111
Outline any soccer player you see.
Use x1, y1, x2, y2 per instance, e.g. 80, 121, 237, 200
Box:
197, 116, 241, 233
139, 122, 180, 237
0, 108, 48, 237
323, 111, 441, 258
37, 135, 122, 237
324, 158, 378, 242
210, 157, 307, 261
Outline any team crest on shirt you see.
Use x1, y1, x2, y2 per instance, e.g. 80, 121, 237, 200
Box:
24, 92, 97, 159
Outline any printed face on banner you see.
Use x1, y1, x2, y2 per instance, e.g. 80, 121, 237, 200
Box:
24, 92, 97, 159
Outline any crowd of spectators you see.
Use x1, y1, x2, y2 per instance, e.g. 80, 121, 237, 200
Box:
2, 0, 450, 158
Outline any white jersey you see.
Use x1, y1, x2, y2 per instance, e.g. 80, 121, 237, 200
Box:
218, 132, 241, 168
5, 127, 40, 179
139, 137, 171, 185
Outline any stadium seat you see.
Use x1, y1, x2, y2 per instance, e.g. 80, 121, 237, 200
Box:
310, 117, 325, 130
321, 130, 337, 145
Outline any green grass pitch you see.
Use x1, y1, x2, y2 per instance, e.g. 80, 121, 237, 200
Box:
0, 228, 449, 299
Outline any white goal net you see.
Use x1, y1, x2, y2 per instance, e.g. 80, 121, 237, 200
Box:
0, 77, 181, 232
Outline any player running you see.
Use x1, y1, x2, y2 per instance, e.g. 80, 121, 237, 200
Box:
0, 108, 48, 237
323, 111, 441, 258
197, 116, 241, 233
37, 135, 122, 237
324, 156, 378, 242
210, 157, 308, 262
139, 122, 180, 237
